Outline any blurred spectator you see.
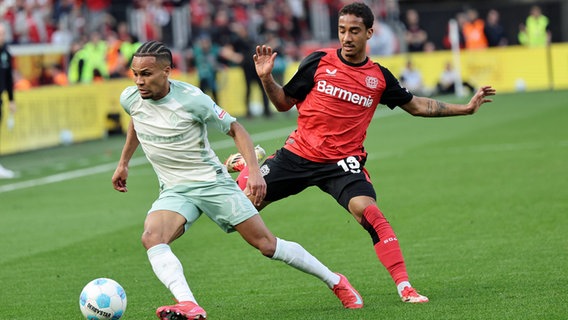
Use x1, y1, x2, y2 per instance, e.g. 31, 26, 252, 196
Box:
13, 0, 50, 44
443, 12, 466, 50
403, 9, 428, 52
83, 0, 111, 34
208, 7, 233, 47
68, 32, 108, 83
192, 34, 222, 103
115, 21, 142, 70
67, 41, 89, 84
484, 9, 508, 47
189, 0, 213, 40
52, 0, 75, 27
257, 2, 279, 39
132, 0, 170, 43
285, 0, 308, 44
368, 19, 398, 56
462, 8, 488, 49
67, 1, 87, 42
262, 28, 288, 85
51, 19, 73, 47
0, 23, 16, 178
221, 23, 270, 118
106, 32, 127, 78
435, 61, 475, 95
99, 11, 117, 39
374, 0, 400, 25
119, 33, 142, 73
518, 5, 550, 47
116, 21, 130, 42
399, 60, 428, 96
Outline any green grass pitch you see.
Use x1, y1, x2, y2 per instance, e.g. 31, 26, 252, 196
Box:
0, 89, 567, 319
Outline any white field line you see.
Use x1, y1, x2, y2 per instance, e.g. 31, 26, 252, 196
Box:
0, 126, 298, 194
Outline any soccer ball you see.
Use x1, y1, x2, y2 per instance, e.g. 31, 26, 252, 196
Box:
79, 278, 127, 320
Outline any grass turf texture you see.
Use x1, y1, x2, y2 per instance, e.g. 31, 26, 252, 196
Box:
0, 90, 567, 319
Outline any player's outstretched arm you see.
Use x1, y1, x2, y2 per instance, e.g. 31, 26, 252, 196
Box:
254, 45, 297, 112
401, 85, 496, 117
112, 120, 140, 193
227, 121, 267, 206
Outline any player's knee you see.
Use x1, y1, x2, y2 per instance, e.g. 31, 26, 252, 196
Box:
348, 196, 376, 223
140, 231, 152, 249
141, 230, 163, 249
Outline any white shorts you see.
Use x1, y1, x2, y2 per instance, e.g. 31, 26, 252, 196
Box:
148, 178, 258, 233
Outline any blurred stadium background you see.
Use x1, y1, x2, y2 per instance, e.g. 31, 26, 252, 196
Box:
1, 2, 567, 318
0, 0, 567, 155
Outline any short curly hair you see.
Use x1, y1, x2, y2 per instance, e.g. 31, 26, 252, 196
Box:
338, 2, 375, 29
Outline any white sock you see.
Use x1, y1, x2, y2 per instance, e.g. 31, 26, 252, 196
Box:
271, 238, 340, 288
397, 281, 412, 297
147, 243, 197, 303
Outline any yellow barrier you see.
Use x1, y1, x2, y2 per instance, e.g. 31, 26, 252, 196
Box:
371, 44, 568, 93
2, 44, 567, 155
1, 84, 115, 155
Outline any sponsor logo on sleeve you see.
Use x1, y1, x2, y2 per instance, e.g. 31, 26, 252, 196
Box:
213, 103, 226, 119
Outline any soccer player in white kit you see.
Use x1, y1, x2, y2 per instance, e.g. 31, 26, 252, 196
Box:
111, 41, 363, 320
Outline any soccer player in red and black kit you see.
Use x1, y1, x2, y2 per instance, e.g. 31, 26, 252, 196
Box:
229, 2, 496, 305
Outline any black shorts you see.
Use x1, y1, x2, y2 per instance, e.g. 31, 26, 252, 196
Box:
261, 148, 376, 211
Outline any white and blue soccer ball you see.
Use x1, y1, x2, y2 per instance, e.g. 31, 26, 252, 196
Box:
79, 278, 127, 320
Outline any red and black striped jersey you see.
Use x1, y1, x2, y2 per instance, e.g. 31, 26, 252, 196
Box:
282, 48, 413, 162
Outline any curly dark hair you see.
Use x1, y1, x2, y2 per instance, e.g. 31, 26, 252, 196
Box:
338, 2, 375, 29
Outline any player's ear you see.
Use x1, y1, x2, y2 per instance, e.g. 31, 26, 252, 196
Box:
163, 65, 171, 77
367, 27, 373, 40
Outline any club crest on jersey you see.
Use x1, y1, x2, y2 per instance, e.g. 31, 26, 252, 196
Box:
365, 76, 378, 89
260, 164, 270, 176
213, 103, 226, 119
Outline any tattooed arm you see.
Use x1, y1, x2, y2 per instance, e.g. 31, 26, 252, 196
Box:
400, 86, 496, 117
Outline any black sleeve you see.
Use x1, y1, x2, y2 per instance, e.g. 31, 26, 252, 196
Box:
378, 64, 413, 109
282, 51, 327, 101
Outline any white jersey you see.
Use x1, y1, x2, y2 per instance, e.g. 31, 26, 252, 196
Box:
120, 79, 235, 190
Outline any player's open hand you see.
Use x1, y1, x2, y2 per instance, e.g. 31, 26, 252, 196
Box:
253, 45, 277, 79
468, 85, 496, 113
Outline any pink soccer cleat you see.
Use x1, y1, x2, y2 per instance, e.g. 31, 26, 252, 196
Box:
224, 145, 266, 173
400, 286, 429, 303
331, 273, 364, 309
156, 301, 207, 320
